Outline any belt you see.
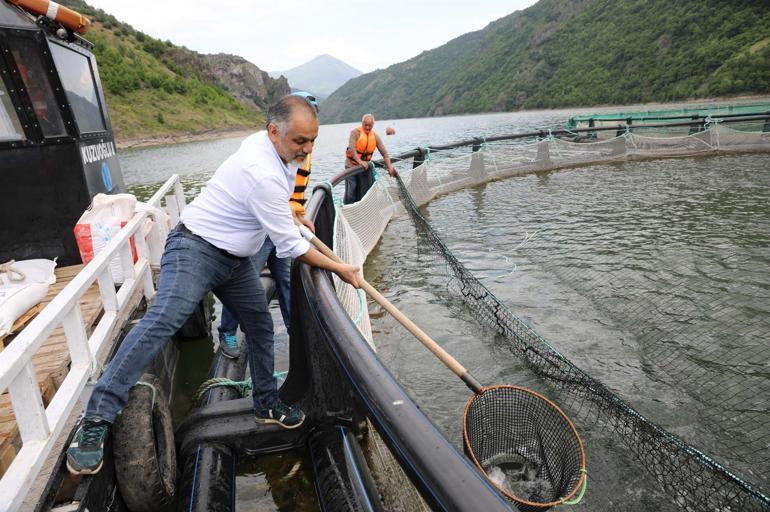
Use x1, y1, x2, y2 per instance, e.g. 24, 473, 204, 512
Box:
175, 223, 241, 259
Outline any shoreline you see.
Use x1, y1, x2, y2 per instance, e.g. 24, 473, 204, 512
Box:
116, 127, 256, 150
116, 95, 770, 150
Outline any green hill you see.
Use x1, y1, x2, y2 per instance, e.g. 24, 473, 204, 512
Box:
59, 0, 289, 143
321, 0, 770, 123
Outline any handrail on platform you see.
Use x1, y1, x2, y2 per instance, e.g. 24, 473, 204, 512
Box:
0, 174, 185, 512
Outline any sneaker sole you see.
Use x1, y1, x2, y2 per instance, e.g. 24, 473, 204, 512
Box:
255, 415, 305, 429
221, 351, 239, 359
66, 459, 103, 476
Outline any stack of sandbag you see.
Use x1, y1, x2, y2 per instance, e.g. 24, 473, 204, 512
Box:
0, 259, 57, 339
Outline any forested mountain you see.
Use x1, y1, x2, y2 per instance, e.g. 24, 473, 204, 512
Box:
321, 0, 770, 123
59, 0, 289, 142
270, 54, 362, 99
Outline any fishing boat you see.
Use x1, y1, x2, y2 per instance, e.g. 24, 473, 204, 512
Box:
0, 2, 214, 510
0, 3, 514, 511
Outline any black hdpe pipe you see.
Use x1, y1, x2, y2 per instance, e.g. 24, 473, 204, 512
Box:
177, 349, 246, 512
309, 426, 385, 512
176, 280, 260, 512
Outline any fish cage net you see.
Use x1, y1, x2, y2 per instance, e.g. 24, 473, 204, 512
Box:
323, 123, 770, 511
463, 385, 586, 511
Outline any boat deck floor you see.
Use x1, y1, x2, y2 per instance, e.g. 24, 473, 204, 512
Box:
0, 265, 102, 476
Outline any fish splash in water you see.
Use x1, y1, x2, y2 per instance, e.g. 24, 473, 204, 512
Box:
483, 458, 554, 502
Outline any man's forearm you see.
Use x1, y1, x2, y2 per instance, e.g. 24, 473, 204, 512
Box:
295, 235, 361, 288
297, 246, 341, 272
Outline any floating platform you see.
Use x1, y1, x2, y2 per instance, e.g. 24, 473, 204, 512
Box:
566, 101, 770, 130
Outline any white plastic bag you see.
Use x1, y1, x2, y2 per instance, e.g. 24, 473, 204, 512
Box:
74, 193, 137, 283
135, 202, 170, 266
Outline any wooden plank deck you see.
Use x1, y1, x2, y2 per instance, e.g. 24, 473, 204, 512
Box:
0, 265, 103, 476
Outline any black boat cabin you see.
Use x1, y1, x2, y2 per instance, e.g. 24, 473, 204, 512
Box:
0, 1, 124, 266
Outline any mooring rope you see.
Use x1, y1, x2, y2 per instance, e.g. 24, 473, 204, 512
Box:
193, 372, 288, 405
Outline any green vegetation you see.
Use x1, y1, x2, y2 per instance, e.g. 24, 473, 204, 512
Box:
60, 0, 261, 142
321, 0, 770, 123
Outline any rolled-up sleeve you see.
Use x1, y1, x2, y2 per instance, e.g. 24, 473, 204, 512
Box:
244, 172, 310, 259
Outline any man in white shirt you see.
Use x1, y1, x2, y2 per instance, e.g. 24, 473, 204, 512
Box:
67, 95, 360, 476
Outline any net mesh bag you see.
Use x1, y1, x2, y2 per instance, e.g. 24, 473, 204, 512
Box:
463, 385, 586, 511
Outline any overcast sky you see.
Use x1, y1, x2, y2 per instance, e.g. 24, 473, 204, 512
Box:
84, 0, 538, 73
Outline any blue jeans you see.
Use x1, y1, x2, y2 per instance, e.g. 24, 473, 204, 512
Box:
86, 226, 279, 422
219, 237, 291, 334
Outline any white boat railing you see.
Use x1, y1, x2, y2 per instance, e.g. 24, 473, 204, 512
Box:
0, 174, 185, 512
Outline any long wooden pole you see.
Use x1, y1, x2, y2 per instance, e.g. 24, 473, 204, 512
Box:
299, 225, 483, 393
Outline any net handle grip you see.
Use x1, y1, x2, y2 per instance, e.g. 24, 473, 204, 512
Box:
300, 224, 479, 388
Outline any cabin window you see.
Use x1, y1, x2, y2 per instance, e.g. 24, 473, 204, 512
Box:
9, 37, 66, 137
0, 79, 23, 141
50, 43, 106, 134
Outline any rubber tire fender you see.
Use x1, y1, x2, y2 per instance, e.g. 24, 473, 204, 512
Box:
113, 374, 176, 512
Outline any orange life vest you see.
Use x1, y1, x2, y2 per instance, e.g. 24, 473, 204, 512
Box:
289, 154, 311, 214
347, 126, 377, 162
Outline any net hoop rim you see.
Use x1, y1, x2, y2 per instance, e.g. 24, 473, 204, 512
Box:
462, 384, 587, 508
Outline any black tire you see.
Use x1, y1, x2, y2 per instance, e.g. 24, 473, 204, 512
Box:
113, 374, 176, 512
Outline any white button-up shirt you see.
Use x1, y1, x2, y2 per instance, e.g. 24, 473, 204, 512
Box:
180, 131, 311, 259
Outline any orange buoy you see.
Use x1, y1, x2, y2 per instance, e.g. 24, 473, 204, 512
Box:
385, 127, 395, 135
10, 0, 91, 34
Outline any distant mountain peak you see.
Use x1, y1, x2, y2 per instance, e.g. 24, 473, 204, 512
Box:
269, 55, 362, 99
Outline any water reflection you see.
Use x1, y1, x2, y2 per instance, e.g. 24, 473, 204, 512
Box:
236, 452, 319, 512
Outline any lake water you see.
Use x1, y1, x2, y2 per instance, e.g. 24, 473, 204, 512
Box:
122, 106, 770, 511
366, 153, 770, 511
123, 109, 572, 200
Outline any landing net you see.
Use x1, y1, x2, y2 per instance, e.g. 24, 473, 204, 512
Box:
325, 123, 770, 511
